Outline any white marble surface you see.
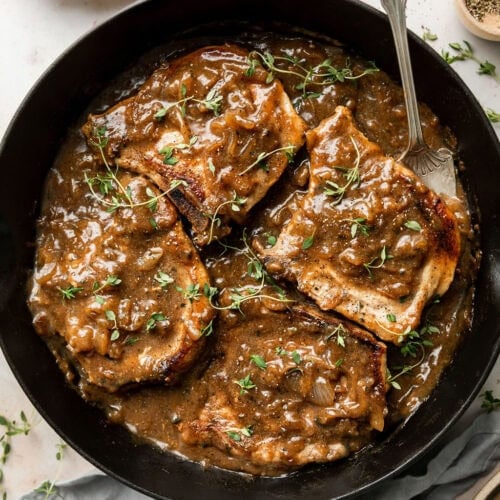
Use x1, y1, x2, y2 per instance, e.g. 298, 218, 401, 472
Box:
0, 0, 498, 498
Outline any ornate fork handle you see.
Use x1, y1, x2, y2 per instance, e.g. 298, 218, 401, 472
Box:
381, 0, 424, 153
381, 0, 457, 196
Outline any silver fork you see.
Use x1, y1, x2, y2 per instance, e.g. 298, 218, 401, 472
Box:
381, 0, 457, 197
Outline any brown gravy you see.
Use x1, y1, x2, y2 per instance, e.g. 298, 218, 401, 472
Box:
28, 31, 479, 476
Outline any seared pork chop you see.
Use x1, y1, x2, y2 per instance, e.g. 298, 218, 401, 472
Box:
179, 305, 387, 472
82, 45, 307, 245
261, 106, 460, 343
28, 174, 214, 391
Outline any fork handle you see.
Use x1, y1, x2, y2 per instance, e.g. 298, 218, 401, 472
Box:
381, 0, 425, 154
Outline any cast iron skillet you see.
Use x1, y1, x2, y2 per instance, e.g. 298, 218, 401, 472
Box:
0, 0, 499, 498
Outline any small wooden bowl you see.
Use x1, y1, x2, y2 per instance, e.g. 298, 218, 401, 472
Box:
454, 0, 500, 41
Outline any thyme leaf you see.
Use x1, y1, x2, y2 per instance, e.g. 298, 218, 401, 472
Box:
250, 354, 267, 370
200, 319, 214, 337
0, 411, 32, 486
363, 245, 393, 277
326, 324, 346, 347
291, 350, 302, 365
55, 442, 67, 461
57, 285, 83, 300
265, 233, 277, 247
386, 322, 439, 389
86, 127, 189, 213
207, 192, 247, 244
92, 275, 121, 296
226, 425, 253, 441
302, 234, 315, 250
154, 271, 174, 289
404, 220, 422, 232
349, 217, 369, 237
176, 283, 201, 302
207, 158, 216, 175
238, 144, 295, 176
105, 310, 120, 341
146, 312, 167, 331
486, 109, 500, 123
199, 87, 223, 116
442, 41, 499, 81
480, 390, 500, 413
234, 374, 256, 395
247, 50, 378, 97
323, 136, 362, 204
422, 27, 438, 41
34, 480, 59, 498
210, 231, 292, 312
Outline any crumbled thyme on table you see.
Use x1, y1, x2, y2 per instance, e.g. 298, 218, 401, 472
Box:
0, 411, 31, 488
441, 40, 499, 81
480, 390, 500, 413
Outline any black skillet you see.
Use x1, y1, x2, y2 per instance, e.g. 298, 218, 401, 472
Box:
0, 0, 499, 498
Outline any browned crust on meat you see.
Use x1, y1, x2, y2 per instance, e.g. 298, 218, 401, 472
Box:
262, 106, 461, 344
177, 307, 387, 471
28, 176, 215, 392
82, 44, 307, 245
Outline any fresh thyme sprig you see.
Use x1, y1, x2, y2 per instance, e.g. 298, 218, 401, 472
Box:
486, 109, 500, 123
55, 442, 67, 461
57, 285, 83, 300
154, 271, 174, 290
323, 136, 362, 204
176, 283, 202, 302
206, 193, 248, 244
238, 144, 295, 176
234, 374, 256, 395
422, 27, 438, 42
385, 322, 439, 389
33, 440, 70, 499
86, 126, 188, 213
442, 41, 499, 81
208, 231, 292, 312
349, 218, 370, 238
275, 347, 302, 365
200, 319, 214, 337
154, 83, 223, 119
159, 135, 198, 165
93, 275, 121, 293
480, 390, 500, 413
363, 245, 393, 278
325, 323, 346, 347
225, 425, 253, 441
93, 275, 121, 304
154, 83, 190, 119
0, 411, 32, 485
146, 312, 168, 331
34, 480, 60, 499
250, 354, 267, 370
105, 310, 120, 341
247, 50, 378, 96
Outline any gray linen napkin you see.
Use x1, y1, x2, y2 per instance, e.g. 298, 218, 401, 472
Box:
359, 411, 500, 500
23, 411, 500, 500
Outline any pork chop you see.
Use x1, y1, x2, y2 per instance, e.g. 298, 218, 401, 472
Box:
82, 45, 307, 245
261, 106, 460, 343
28, 174, 215, 392
179, 305, 387, 472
